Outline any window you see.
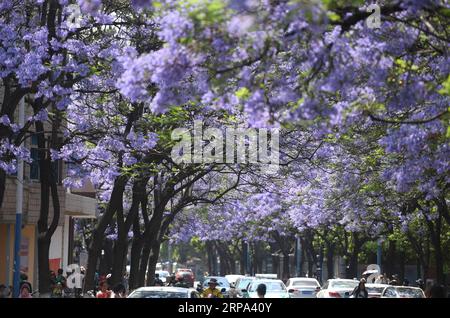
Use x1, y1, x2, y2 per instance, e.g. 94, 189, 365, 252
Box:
383, 288, 397, 298
293, 280, 320, 287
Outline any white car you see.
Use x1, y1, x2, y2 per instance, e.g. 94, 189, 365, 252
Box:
363, 283, 390, 298
316, 279, 359, 298
286, 277, 321, 298
245, 279, 290, 298
381, 286, 425, 298
225, 274, 245, 286
127, 286, 199, 298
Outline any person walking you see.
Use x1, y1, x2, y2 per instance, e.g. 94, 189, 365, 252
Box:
96, 281, 112, 298
154, 273, 164, 286
351, 278, 368, 298
256, 284, 267, 298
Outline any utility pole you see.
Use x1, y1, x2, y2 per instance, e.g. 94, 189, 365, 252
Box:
13, 97, 25, 297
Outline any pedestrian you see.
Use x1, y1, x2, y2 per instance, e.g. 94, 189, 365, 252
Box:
19, 282, 32, 298
426, 284, 447, 298
416, 278, 425, 290
375, 275, 384, 284
96, 281, 112, 298
351, 278, 368, 298
55, 269, 67, 288
75, 267, 86, 298
112, 283, 127, 298
154, 273, 163, 286
389, 274, 399, 286
50, 271, 61, 298
256, 284, 266, 298
167, 274, 176, 286
228, 282, 239, 298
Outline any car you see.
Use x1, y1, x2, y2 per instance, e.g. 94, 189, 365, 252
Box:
363, 283, 390, 298
316, 279, 359, 298
127, 286, 200, 298
175, 269, 195, 287
234, 276, 256, 298
245, 279, 290, 298
225, 274, 245, 285
381, 286, 425, 298
286, 277, 321, 298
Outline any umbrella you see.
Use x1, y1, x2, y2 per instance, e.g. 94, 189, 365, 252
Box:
362, 269, 379, 276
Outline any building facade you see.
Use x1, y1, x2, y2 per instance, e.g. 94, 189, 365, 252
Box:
0, 88, 97, 290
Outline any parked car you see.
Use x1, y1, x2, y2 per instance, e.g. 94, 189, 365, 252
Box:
363, 283, 390, 298
316, 279, 359, 298
202, 276, 231, 297
381, 286, 425, 298
225, 274, 245, 286
234, 276, 256, 298
175, 269, 195, 287
245, 279, 290, 298
127, 286, 199, 298
286, 277, 321, 298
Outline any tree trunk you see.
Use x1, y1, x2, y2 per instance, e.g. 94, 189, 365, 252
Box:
36, 115, 61, 296
346, 233, 362, 279
282, 252, 290, 281
37, 237, 51, 296
146, 241, 161, 286
426, 211, 444, 284
326, 243, 335, 279
110, 178, 148, 287
110, 233, 128, 287
385, 239, 396, 278
129, 229, 144, 290
399, 251, 405, 283
138, 245, 151, 287
83, 176, 127, 292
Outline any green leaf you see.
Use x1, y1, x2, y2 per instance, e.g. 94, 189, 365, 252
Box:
235, 87, 250, 100
327, 11, 341, 22
438, 75, 450, 96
